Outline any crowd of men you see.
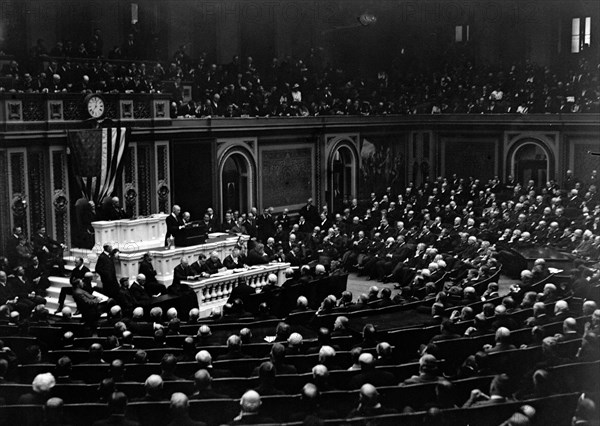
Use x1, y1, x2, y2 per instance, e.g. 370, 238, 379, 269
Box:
1, 30, 599, 117
1, 168, 599, 424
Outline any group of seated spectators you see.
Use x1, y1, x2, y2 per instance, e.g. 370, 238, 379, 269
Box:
1, 32, 599, 117
0, 167, 599, 424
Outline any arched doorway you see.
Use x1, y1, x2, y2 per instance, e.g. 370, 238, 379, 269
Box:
329, 145, 356, 213
512, 142, 550, 186
221, 153, 250, 214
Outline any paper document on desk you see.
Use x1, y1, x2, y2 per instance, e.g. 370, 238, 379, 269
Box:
211, 270, 234, 277
92, 291, 109, 303
548, 267, 564, 274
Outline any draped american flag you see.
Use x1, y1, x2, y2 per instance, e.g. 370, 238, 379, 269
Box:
67, 127, 129, 204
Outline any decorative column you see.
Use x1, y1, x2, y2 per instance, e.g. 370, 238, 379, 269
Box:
122, 142, 139, 217
155, 141, 170, 214
7, 149, 30, 235
49, 146, 70, 245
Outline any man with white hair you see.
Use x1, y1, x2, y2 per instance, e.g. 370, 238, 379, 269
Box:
129, 274, 151, 305
561, 317, 581, 341
573, 229, 595, 257
205, 251, 225, 275
314, 264, 327, 276
280, 268, 296, 289
348, 383, 398, 417
18, 372, 56, 405
168, 392, 205, 426
134, 374, 165, 402
286, 332, 304, 355
540, 283, 558, 304
486, 327, 516, 353
348, 352, 396, 388
260, 274, 279, 299
230, 390, 274, 424
552, 300, 571, 322
165, 204, 183, 248
531, 258, 550, 282
194, 350, 230, 378
290, 296, 309, 313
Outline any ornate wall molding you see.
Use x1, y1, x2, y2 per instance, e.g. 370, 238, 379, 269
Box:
49, 147, 70, 244
155, 141, 170, 214
122, 143, 139, 216
7, 149, 29, 235
504, 131, 559, 181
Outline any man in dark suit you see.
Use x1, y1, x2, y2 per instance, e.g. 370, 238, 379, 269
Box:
25, 255, 51, 294
246, 243, 269, 266
92, 391, 139, 426
257, 208, 276, 243
189, 369, 228, 400
138, 253, 166, 296
348, 353, 396, 389
8, 266, 46, 311
129, 274, 152, 305
190, 254, 210, 277
165, 205, 184, 247
223, 246, 247, 269
70, 257, 91, 282
31, 225, 66, 274
169, 258, 198, 297
204, 251, 225, 275
229, 390, 275, 424
276, 208, 291, 231
103, 197, 130, 221
5, 226, 23, 266
216, 335, 251, 361
55, 256, 90, 312
227, 277, 256, 305
198, 213, 215, 236
168, 393, 207, 426
299, 198, 319, 226
95, 244, 120, 299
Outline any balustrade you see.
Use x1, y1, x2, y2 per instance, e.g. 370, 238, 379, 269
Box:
183, 263, 290, 317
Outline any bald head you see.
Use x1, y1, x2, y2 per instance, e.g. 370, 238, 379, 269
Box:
193, 369, 211, 389
359, 383, 380, 407
195, 350, 212, 367
170, 392, 189, 415
301, 382, 319, 402
563, 317, 577, 334
358, 352, 375, 370
240, 390, 261, 413
144, 374, 163, 394
495, 327, 511, 344
227, 334, 242, 349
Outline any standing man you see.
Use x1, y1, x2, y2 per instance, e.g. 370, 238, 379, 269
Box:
32, 225, 66, 274
95, 244, 120, 299
165, 205, 184, 248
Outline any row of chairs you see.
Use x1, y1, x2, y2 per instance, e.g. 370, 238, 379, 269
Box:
7, 359, 598, 406
4, 358, 599, 411
14, 356, 420, 385
1, 364, 498, 405
0, 383, 592, 426
311, 268, 499, 328
12, 335, 586, 389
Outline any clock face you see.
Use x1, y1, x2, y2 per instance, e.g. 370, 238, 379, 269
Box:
87, 96, 105, 118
